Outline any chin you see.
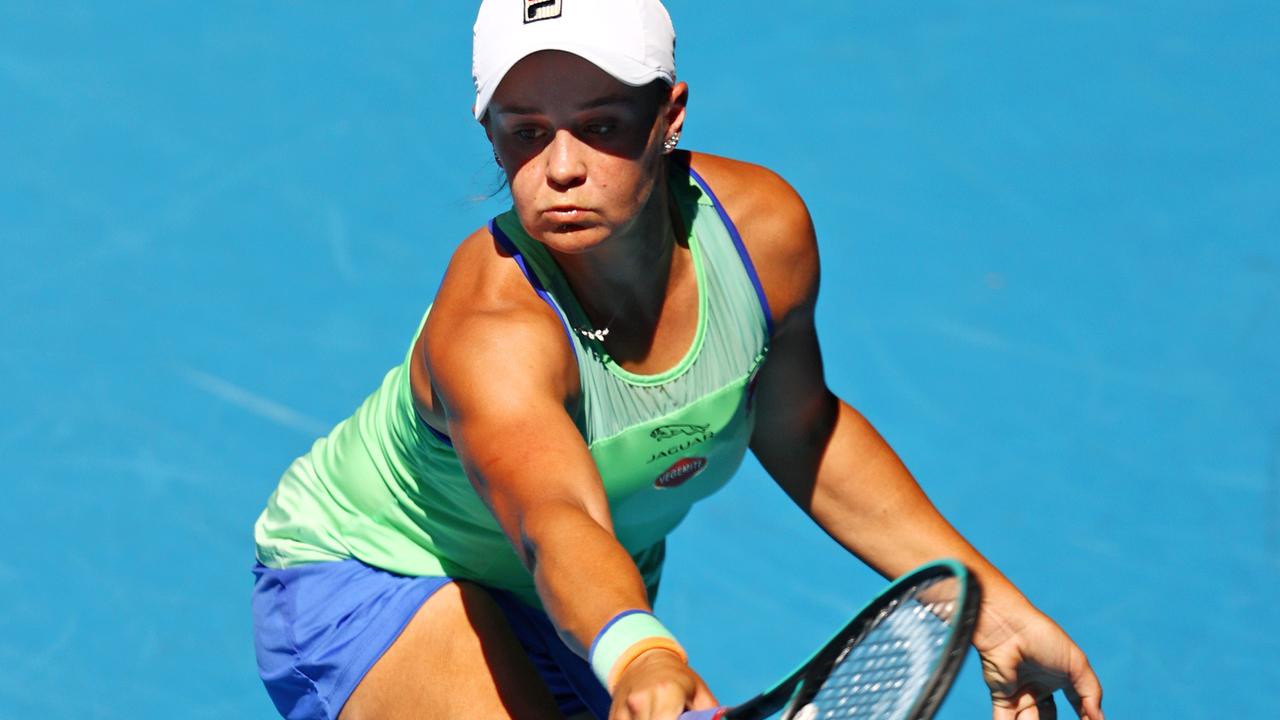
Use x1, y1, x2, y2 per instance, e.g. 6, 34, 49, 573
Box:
533, 223, 614, 254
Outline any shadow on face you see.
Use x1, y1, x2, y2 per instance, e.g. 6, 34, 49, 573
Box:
481, 51, 687, 253
485, 50, 671, 166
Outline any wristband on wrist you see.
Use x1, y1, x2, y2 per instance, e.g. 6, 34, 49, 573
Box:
588, 609, 688, 691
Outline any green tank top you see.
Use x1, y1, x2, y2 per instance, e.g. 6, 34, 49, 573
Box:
254, 164, 772, 607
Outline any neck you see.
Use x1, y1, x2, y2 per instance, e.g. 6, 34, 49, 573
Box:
549, 173, 686, 334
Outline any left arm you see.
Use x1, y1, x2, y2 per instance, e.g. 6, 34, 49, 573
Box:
716, 157, 1105, 720
746, 247, 1026, 612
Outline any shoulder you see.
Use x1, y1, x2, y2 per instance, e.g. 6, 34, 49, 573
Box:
412, 225, 578, 424
685, 151, 820, 329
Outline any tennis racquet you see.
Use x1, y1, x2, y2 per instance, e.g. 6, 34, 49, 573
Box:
679, 559, 981, 720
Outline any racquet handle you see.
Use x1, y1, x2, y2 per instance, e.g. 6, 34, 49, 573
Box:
677, 709, 728, 720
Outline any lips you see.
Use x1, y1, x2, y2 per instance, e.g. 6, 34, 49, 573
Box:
544, 206, 590, 223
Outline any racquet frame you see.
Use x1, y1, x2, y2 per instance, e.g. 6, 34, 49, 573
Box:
723, 559, 982, 720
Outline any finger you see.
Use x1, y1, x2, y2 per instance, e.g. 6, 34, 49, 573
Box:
1013, 689, 1058, 720
1036, 693, 1057, 720
619, 688, 655, 720
653, 681, 698, 720
994, 699, 1033, 720
993, 703, 1020, 720
1063, 658, 1105, 720
1077, 694, 1105, 720
993, 693, 1034, 720
1064, 688, 1105, 720
689, 678, 719, 710
1010, 689, 1049, 720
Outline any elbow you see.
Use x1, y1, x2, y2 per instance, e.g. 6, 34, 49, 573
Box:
513, 499, 610, 573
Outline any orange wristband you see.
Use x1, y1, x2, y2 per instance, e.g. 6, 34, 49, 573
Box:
589, 610, 688, 692
606, 637, 689, 691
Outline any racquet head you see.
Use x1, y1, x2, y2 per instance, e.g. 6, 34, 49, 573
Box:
685, 559, 981, 720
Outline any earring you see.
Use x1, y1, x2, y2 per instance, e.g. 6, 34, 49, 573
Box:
662, 132, 681, 154
493, 150, 503, 168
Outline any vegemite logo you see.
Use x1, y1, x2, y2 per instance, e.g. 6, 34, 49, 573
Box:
654, 457, 707, 489
524, 0, 563, 23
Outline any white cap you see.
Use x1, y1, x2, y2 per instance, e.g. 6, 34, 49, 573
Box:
472, 0, 677, 121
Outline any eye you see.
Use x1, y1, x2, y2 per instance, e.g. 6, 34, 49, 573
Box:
512, 126, 546, 141
585, 121, 617, 136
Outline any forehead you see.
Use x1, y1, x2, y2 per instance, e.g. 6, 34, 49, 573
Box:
490, 50, 650, 115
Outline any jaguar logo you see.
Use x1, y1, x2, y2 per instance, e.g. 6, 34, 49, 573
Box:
647, 423, 714, 464
650, 423, 710, 441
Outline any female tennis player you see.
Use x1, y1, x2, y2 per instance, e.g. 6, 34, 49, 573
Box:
252, 2, 1104, 719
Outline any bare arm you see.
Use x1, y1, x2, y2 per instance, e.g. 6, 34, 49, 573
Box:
701, 154, 1105, 719
418, 232, 715, 717
749, 282, 1026, 604
423, 237, 648, 655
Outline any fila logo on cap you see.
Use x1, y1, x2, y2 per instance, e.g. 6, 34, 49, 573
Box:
525, 0, 563, 24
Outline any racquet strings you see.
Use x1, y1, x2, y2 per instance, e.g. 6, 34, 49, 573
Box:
788, 575, 962, 720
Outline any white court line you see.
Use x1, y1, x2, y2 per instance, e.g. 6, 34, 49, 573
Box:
178, 367, 330, 437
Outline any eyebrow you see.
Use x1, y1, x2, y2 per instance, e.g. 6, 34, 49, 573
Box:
495, 94, 636, 117
578, 94, 635, 110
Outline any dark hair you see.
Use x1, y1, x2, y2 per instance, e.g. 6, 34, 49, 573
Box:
487, 167, 509, 200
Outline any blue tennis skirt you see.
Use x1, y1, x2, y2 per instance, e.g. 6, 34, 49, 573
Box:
251, 559, 611, 719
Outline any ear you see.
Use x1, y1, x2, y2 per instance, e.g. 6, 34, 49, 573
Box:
664, 81, 689, 139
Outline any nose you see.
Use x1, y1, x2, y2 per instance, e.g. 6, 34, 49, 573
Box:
544, 129, 586, 191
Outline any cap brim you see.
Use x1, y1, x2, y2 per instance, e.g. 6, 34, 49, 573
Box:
474, 42, 672, 121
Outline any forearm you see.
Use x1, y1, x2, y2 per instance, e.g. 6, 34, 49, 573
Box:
519, 500, 655, 658
812, 402, 1105, 716
805, 399, 1032, 611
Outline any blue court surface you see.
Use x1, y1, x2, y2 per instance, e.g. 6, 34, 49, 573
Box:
3, 2, 1277, 718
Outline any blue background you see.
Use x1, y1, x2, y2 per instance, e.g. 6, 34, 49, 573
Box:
2, 1, 1277, 717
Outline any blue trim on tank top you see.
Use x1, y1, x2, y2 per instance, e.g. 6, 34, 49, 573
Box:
685, 166, 776, 338
490, 219, 578, 345
430, 188, 769, 444
416, 221, 577, 448
424, 422, 453, 447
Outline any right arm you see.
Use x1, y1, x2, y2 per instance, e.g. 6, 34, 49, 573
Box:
418, 232, 714, 718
